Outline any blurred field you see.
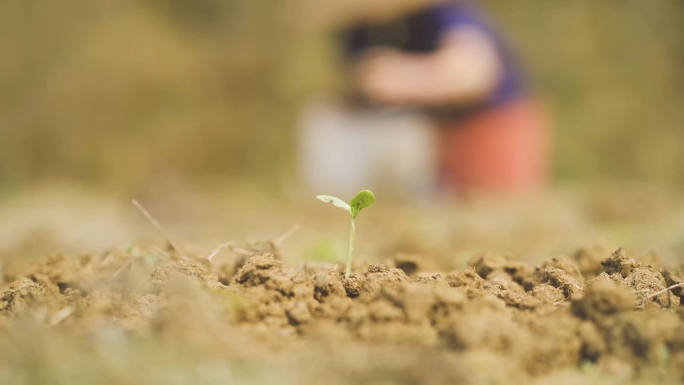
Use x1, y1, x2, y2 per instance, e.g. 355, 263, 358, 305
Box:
1, 1, 683, 191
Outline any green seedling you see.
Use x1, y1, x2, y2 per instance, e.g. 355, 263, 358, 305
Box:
317, 190, 375, 280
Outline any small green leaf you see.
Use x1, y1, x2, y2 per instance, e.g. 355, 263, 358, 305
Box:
317, 195, 351, 213
350, 190, 375, 218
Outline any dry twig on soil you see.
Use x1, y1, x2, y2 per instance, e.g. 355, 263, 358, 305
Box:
647, 282, 684, 299
207, 241, 236, 262
131, 199, 188, 261
634, 282, 684, 309
273, 224, 301, 245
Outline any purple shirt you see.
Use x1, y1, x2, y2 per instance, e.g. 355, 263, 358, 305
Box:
343, 2, 528, 120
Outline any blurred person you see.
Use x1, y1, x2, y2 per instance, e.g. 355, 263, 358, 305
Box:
299, 0, 552, 199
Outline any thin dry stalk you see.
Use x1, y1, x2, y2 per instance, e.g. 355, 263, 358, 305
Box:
112, 258, 133, 278
207, 241, 235, 262
131, 199, 188, 261
273, 224, 301, 245
634, 282, 684, 309
150, 245, 172, 259
647, 282, 684, 299
50, 307, 74, 326
100, 251, 116, 267
231, 247, 253, 256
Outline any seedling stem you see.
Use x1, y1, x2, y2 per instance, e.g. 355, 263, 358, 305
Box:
317, 190, 375, 280
347, 218, 356, 280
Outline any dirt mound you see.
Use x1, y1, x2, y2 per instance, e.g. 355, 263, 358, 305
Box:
0, 246, 683, 383
222, 250, 684, 380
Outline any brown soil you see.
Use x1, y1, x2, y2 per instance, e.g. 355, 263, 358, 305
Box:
1, 245, 683, 384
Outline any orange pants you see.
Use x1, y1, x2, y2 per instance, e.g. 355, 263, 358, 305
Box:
437, 98, 552, 194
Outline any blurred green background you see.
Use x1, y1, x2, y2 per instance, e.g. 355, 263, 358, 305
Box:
1, 0, 683, 192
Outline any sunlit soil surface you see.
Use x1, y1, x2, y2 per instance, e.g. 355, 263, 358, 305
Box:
1, 182, 683, 384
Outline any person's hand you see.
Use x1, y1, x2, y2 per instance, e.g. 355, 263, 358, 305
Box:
353, 27, 502, 107
354, 48, 430, 106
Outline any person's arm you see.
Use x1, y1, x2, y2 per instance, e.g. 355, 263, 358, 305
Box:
354, 26, 502, 107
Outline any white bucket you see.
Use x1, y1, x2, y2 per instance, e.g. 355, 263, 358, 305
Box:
298, 100, 437, 200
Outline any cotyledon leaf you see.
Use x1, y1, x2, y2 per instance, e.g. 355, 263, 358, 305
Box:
350, 190, 375, 218
316, 195, 351, 213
